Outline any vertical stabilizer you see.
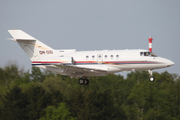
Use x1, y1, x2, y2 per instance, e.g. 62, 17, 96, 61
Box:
8, 30, 54, 61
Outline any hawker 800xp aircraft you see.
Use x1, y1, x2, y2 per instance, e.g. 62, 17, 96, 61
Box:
8, 30, 174, 85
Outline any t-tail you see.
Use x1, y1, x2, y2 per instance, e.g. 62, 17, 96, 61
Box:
8, 30, 54, 61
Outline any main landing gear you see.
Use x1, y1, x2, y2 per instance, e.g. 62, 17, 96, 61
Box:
148, 70, 155, 82
78, 78, 89, 85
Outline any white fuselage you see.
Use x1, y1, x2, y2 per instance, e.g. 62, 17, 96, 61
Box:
32, 49, 174, 78
68, 49, 173, 72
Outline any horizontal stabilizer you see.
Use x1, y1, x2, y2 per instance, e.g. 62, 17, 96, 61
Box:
7, 38, 36, 42
8, 30, 36, 40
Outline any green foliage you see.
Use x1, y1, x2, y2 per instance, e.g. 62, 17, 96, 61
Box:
66, 88, 115, 120
25, 85, 52, 119
0, 64, 180, 120
40, 103, 77, 120
0, 64, 22, 88
0, 86, 29, 120
31, 67, 46, 82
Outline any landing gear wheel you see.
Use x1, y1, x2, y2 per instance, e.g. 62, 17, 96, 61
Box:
78, 78, 84, 85
78, 78, 89, 85
149, 76, 155, 82
83, 79, 89, 85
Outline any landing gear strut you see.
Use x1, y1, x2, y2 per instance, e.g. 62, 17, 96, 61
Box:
148, 70, 155, 82
78, 78, 89, 85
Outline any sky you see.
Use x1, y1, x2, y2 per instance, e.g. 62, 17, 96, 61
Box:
0, 0, 180, 78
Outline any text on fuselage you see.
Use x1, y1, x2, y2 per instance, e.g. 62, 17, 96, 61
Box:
39, 50, 53, 55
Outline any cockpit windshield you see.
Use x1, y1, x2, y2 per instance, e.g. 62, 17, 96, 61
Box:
140, 52, 157, 57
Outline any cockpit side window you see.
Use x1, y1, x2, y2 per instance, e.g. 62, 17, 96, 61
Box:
150, 52, 157, 57
144, 52, 149, 56
140, 52, 157, 57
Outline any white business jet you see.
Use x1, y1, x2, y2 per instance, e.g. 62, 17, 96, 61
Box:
8, 30, 174, 85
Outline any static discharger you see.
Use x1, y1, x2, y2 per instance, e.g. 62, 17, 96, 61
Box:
148, 37, 153, 52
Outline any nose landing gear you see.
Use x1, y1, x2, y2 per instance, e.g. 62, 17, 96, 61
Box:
148, 70, 155, 82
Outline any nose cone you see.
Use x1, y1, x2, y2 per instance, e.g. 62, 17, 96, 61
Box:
165, 59, 175, 67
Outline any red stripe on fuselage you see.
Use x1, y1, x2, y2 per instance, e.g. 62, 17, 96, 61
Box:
104, 61, 157, 64
74, 61, 96, 63
74, 61, 159, 64
32, 61, 159, 64
32, 61, 62, 64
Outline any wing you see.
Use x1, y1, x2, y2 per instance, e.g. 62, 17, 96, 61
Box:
32, 60, 107, 78
57, 64, 107, 77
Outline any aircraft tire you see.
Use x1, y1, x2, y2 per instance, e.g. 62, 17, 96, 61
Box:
78, 78, 84, 85
83, 79, 89, 85
149, 76, 155, 82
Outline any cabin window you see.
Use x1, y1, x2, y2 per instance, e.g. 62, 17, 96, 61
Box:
86, 56, 89, 59
116, 55, 119, 59
98, 55, 101, 59
92, 55, 95, 59
104, 55, 107, 59
110, 55, 113, 59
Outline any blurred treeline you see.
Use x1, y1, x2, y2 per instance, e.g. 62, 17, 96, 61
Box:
0, 64, 180, 120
